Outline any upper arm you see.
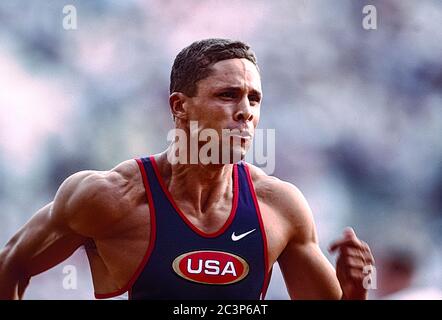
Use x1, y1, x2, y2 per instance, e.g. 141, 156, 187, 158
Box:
1, 170, 110, 278
273, 183, 342, 299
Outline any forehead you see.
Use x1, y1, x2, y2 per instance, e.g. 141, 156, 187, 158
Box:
199, 58, 261, 92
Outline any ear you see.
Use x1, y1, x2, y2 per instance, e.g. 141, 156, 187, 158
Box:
169, 92, 189, 120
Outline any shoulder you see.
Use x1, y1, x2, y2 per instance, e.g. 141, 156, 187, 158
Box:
245, 163, 316, 242
57, 159, 140, 205
52, 159, 141, 237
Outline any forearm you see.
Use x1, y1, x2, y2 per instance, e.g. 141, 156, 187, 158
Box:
0, 252, 29, 300
341, 290, 368, 300
0, 273, 21, 299
279, 243, 343, 299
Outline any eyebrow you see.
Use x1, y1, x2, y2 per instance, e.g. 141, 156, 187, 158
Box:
215, 86, 262, 98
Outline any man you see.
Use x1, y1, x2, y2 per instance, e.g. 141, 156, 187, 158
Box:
0, 39, 374, 300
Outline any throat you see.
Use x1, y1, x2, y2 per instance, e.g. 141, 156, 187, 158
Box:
172, 178, 234, 219
154, 153, 237, 231
170, 167, 235, 216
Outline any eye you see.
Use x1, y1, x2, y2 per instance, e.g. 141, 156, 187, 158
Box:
219, 91, 237, 99
248, 94, 261, 105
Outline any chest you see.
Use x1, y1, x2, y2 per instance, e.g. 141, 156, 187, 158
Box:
87, 186, 289, 294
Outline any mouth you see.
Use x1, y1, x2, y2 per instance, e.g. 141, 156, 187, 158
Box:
228, 131, 252, 141
225, 127, 253, 141
230, 134, 252, 141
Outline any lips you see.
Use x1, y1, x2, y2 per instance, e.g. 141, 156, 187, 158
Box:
230, 134, 251, 141
226, 128, 253, 140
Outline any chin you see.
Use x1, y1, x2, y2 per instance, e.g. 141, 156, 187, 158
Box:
231, 146, 247, 163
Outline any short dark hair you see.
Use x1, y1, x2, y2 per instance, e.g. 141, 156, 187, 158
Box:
170, 38, 258, 96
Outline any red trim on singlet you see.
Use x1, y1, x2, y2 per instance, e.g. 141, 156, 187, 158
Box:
261, 267, 273, 300
149, 156, 239, 238
94, 158, 157, 299
243, 163, 271, 300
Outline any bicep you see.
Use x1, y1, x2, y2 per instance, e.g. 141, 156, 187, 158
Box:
278, 240, 342, 300
3, 202, 86, 278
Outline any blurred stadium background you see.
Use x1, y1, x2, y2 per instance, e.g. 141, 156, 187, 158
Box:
0, 0, 441, 299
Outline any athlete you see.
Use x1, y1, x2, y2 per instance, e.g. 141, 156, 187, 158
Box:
0, 39, 374, 300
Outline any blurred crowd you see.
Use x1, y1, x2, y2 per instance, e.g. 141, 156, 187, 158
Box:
0, 0, 441, 299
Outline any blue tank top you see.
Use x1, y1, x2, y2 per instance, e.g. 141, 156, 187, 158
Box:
95, 156, 271, 300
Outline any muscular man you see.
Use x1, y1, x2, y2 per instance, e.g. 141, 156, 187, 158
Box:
0, 39, 374, 300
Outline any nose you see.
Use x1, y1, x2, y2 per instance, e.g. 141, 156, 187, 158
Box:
233, 97, 253, 122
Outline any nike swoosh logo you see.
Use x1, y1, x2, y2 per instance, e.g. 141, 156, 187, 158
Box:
231, 229, 256, 241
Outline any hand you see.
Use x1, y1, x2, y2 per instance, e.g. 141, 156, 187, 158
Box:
329, 227, 375, 300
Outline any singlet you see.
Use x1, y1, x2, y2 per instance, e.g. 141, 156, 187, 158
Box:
95, 156, 271, 300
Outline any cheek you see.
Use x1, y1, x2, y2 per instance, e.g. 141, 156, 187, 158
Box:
205, 104, 234, 121
195, 108, 231, 131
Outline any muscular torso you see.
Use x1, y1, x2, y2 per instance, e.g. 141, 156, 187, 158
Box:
85, 157, 291, 295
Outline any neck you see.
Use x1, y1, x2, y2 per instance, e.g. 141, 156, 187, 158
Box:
155, 148, 235, 216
